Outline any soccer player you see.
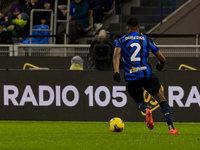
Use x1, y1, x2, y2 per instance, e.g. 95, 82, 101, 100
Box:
113, 17, 180, 134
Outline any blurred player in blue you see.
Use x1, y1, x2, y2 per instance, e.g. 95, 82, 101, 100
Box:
113, 17, 180, 134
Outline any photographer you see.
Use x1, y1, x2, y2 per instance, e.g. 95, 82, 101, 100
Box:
87, 29, 115, 70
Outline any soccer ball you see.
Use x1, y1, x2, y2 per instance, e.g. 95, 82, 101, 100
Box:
109, 117, 124, 132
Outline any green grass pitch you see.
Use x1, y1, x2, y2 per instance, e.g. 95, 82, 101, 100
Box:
0, 121, 199, 150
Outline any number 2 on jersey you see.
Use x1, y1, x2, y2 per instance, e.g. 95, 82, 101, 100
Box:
130, 43, 141, 62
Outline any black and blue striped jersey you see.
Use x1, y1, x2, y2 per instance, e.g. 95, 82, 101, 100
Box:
114, 32, 159, 82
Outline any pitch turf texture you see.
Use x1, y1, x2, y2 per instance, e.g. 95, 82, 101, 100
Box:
0, 121, 199, 150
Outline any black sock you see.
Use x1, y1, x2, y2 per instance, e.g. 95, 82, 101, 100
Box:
160, 101, 174, 130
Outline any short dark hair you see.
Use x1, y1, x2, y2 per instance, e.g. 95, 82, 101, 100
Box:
127, 18, 139, 27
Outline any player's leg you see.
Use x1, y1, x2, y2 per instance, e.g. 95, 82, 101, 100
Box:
153, 88, 174, 129
126, 79, 154, 130
126, 79, 148, 113
145, 74, 180, 134
152, 88, 180, 134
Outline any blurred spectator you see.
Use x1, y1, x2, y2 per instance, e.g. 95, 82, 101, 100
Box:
24, 0, 43, 26
6, 3, 21, 24
0, 13, 5, 24
11, 15, 29, 42
57, 0, 89, 44
70, 56, 84, 70
1, 3, 29, 30
0, 24, 13, 44
58, 0, 69, 10
19, 0, 31, 8
17, 0, 32, 34
18, 0, 31, 14
42, 0, 54, 5
41, 0, 65, 27
4, 23, 25, 43
89, 0, 114, 31
41, 0, 53, 26
3, 24, 19, 37
22, 24, 50, 44
0, 3, 29, 43
11, 12, 29, 27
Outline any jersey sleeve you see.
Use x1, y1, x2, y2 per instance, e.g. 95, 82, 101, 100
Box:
114, 39, 122, 49
149, 38, 159, 54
